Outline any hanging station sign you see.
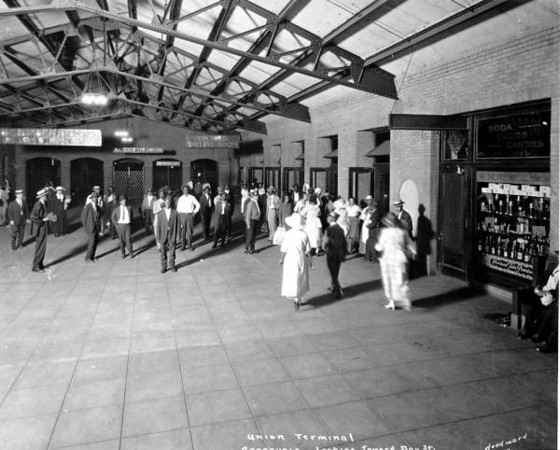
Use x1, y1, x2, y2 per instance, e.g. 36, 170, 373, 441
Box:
156, 161, 181, 167
185, 134, 240, 149
113, 147, 164, 154
0, 128, 102, 146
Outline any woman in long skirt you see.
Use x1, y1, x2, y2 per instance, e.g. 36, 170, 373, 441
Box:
301, 195, 322, 255
359, 195, 375, 254
280, 213, 312, 310
375, 212, 416, 311
346, 197, 362, 253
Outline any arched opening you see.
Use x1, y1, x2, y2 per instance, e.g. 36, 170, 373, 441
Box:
25, 157, 61, 201
70, 157, 104, 205
113, 158, 144, 204
153, 159, 182, 191
191, 159, 218, 191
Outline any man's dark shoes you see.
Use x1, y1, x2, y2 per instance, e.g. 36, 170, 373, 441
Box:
171, 266, 177, 272
160, 268, 167, 274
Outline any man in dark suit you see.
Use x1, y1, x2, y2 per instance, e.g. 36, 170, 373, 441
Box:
141, 188, 156, 236
199, 184, 213, 240
8, 189, 29, 250
244, 189, 261, 254
30, 188, 52, 272
257, 185, 267, 233
224, 183, 234, 241
111, 195, 134, 259
393, 199, 413, 238
155, 195, 180, 273
366, 201, 381, 262
81, 191, 101, 263
322, 213, 347, 298
212, 192, 231, 248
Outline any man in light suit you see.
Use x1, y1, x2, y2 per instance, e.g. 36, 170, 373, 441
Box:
244, 189, 261, 254
111, 195, 134, 259
8, 189, 29, 250
155, 195, 180, 273
266, 186, 280, 242
81, 191, 101, 263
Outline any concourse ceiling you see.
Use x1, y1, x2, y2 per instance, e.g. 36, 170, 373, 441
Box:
0, 0, 554, 135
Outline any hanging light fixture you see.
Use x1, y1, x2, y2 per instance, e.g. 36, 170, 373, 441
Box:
80, 70, 113, 106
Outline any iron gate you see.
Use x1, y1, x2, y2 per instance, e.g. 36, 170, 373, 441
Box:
113, 159, 144, 203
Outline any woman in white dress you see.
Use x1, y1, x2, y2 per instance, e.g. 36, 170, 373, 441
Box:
375, 212, 416, 311
280, 213, 313, 310
346, 197, 362, 253
333, 197, 349, 237
359, 195, 375, 255
301, 195, 323, 255
294, 192, 307, 214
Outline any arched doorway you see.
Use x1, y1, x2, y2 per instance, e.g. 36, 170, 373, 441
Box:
113, 158, 144, 203
26, 157, 61, 201
191, 159, 218, 191
71, 158, 104, 204
153, 159, 182, 191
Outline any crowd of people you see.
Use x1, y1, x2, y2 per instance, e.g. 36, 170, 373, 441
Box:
2, 179, 557, 353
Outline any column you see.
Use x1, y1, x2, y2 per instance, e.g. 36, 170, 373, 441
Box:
61, 161, 71, 190
144, 162, 153, 191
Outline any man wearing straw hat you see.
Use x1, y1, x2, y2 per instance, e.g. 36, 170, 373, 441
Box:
393, 199, 413, 239
7, 189, 29, 251
30, 188, 55, 272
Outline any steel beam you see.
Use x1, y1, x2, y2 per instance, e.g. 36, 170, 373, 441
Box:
250, 0, 533, 119
0, 3, 396, 96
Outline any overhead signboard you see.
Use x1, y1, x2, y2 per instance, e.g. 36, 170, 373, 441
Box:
0, 128, 102, 146
156, 161, 181, 167
113, 147, 164, 154
185, 134, 240, 149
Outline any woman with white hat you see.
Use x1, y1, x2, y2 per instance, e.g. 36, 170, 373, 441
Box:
280, 213, 313, 310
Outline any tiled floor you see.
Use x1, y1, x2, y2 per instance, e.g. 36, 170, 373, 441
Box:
0, 210, 556, 450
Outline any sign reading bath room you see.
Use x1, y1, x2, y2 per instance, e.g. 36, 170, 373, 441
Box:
113, 147, 164, 154
0, 128, 102, 146
185, 134, 240, 149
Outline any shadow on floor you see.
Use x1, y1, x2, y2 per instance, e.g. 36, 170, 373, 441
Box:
412, 286, 482, 309
304, 279, 384, 309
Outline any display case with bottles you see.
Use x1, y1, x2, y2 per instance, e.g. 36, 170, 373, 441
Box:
475, 180, 550, 282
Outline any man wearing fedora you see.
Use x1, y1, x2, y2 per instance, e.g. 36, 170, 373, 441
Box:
244, 189, 261, 254
266, 186, 280, 242
141, 188, 156, 236
393, 199, 413, 239
155, 195, 180, 273
8, 189, 29, 251
112, 194, 134, 259
52, 186, 69, 237
30, 188, 53, 272
81, 191, 101, 263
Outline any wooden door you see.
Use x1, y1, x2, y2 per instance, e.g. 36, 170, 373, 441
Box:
438, 164, 471, 278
